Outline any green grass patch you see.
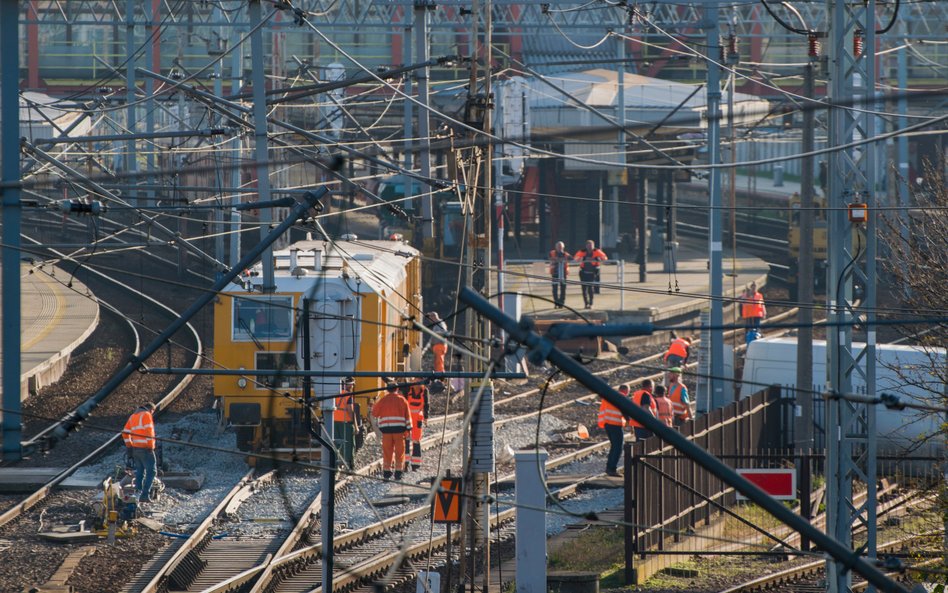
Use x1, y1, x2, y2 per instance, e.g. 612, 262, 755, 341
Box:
548, 526, 624, 574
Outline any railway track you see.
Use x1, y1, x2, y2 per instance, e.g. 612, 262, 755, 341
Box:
718, 532, 937, 593
120, 310, 805, 593
0, 234, 205, 527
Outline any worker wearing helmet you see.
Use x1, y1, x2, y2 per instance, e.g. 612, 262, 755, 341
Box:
666, 367, 692, 426
371, 383, 412, 481
405, 379, 430, 471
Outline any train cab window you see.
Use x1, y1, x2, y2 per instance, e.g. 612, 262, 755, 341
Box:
255, 352, 300, 389
233, 297, 293, 341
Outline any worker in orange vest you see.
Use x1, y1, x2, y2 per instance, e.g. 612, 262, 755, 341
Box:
405, 380, 430, 471
573, 239, 607, 309
549, 241, 572, 308
425, 311, 449, 373
333, 377, 361, 468
740, 281, 767, 330
652, 385, 674, 427
628, 379, 658, 441
371, 383, 412, 480
598, 384, 630, 477
663, 334, 691, 368
122, 402, 158, 503
666, 367, 692, 426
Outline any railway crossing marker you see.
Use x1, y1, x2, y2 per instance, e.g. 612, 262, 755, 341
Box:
735, 468, 796, 501
432, 477, 462, 523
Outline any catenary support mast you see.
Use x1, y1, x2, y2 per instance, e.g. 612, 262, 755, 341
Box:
825, 1, 879, 591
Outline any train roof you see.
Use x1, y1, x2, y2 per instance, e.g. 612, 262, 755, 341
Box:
245, 239, 419, 295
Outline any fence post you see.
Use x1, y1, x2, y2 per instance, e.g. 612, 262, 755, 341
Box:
799, 451, 812, 552
618, 260, 625, 311
625, 443, 636, 585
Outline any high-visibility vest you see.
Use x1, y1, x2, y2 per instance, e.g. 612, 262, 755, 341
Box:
741, 291, 766, 318
597, 397, 626, 428
549, 250, 571, 278
334, 394, 354, 423
123, 409, 156, 449
575, 249, 607, 272
668, 382, 691, 421
372, 392, 411, 433
628, 389, 657, 428
654, 396, 674, 427
665, 338, 689, 360
406, 385, 427, 420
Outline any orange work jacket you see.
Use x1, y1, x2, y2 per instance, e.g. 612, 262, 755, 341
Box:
549, 250, 571, 278
741, 291, 766, 318
654, 396, 674, 427
597, 397, 626, 428
372, 391, 412, 433
123, 409, 156, 449
665, 338, 689, 360
574, 249, 607, 272
627, 389, 657, 429
406, 385, 429, 420
334, 394, 355, 423
668, 382, 691, 422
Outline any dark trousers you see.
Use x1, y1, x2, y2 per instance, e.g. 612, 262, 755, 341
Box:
580, 270, 597, 306
333, 421, 355, 468
745, 317, 762, 330
604, 424, 624, 472
634, 427, 653, 441
551, 278, 566, 306
665, 354, 685, 368
130, 447, 157, 501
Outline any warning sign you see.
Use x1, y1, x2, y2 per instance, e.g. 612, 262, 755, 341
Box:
736, 468, 797, 501
432, 477, 462, 524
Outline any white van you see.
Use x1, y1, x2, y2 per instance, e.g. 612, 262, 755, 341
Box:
740, 337, 945, 455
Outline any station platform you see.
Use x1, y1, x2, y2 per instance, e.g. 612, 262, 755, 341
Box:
502, 245, 769, 325
0, 263, 99, 402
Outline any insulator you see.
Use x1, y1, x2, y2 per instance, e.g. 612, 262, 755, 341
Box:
58, 199, 104, 216
807, 33, 821, 59
853, 29, 864, 58
727, 34, 738, 57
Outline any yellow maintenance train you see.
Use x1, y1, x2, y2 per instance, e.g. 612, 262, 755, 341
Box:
213, 237, 423, 458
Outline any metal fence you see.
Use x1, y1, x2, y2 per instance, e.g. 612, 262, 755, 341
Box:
622, 385, 941, 584
623, 387, 791, 583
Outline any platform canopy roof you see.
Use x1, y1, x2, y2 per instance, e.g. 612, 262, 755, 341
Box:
523, 68, 770, 135
494, 68, 770, 171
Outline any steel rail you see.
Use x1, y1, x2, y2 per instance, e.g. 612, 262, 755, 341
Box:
137, 469, 260, 593
260, 440, 613, 593
718, 533, 939, 593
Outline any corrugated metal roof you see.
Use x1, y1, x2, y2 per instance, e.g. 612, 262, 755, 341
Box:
521, 34, 619, 75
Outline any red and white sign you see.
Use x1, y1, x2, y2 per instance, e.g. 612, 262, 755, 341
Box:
735, 468, 797, 501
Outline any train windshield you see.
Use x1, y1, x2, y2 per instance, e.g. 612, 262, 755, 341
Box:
233, 297, 294, 341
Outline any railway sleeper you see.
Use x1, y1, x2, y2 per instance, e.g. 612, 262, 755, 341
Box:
167, 532, 212, 590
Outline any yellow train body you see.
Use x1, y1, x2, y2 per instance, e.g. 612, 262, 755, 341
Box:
213, 239, 423, 455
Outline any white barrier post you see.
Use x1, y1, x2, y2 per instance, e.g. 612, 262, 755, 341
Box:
618, 260, 625, 311
515, 449, 548, 593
